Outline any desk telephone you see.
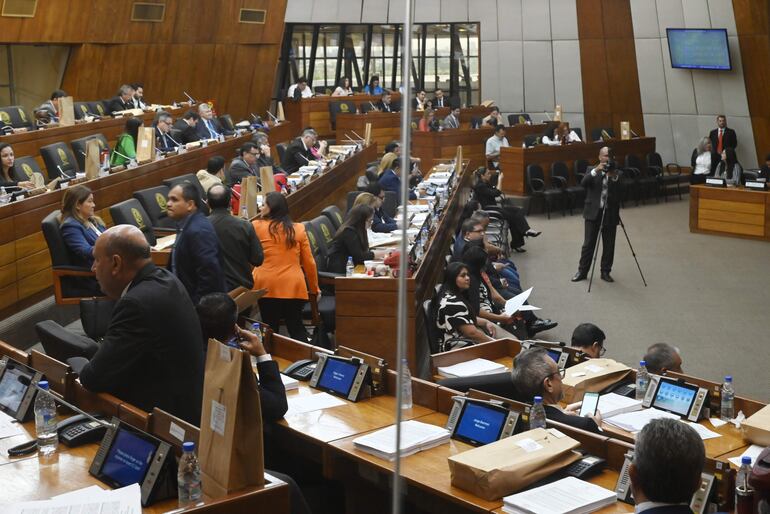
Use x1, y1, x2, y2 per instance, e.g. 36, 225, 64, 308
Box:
7, 413, 109, 457
283, 359, 317, 381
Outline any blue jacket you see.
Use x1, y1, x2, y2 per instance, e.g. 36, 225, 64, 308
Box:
60, 217, 106, 268
378, 170, 416, 201
169, 211, 227, 303
372, 207, 397, 233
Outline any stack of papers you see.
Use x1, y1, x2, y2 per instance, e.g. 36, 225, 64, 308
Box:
685, 422, 721, 440
437, 358, 508, 378
8, 483, 141, 514
285, 392, 346, 416
353, 420, 450, 461
604, 407, 680, 433
280, 373, 299, 391
596, 393, 642, 418
728, 445, 765, 468
502, 477, 616, 514
0, 410, 22, 440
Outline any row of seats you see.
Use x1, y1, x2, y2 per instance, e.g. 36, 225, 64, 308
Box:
0, 100, 115, 130
9, 134, 110, 183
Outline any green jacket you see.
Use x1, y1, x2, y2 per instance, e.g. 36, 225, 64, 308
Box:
110, 133, 136, 167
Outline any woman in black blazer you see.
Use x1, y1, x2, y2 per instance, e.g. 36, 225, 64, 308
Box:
326, 205, 375, 274
0, 143, 35, 190
473, 167, 540, 252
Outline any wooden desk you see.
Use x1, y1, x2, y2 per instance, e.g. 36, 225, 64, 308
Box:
498, 137, 656, 196
430, 338, 521, 380
412, 127, 494, 170
0, 134, 251, 314
689, 184, 770, 241
335, 111, 401, 152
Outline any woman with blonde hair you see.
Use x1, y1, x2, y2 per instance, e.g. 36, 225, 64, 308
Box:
58, 185, 106, 268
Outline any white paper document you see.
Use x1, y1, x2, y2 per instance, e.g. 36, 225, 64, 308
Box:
285, 392, 346, 416
504, 287, 540, 315
685, 421, 722, 440
280, 373, 299, 391
8, 483, 141, 514
596, 393, 642, 419
353, 420, 450, 461
437, 358, 508, 378
151, 233, 176, 251
729, 444, 765, 468
502, 476, 616, 514
0, 410, 22, 440
604, 407, 680, 433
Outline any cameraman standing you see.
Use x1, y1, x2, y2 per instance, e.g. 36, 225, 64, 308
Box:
572, 147, 622, 283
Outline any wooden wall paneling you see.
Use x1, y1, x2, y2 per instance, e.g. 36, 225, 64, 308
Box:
576, 0, 604, 38
0, 284, 18, 311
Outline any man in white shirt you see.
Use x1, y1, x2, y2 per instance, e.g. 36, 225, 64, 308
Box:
485, 125, 509, 169
287, 77, 313, 100
629, 418, 704, 514
542, 123, 582, 146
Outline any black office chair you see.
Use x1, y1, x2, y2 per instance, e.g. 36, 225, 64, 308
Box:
88, 101, 108, 117
422, 298, 474, 354
359, 102, 379, 114
590, 127, 615, 142
525, 164, 564, 218
346, 191, 363, 212
70, 133, 110, 172
437, 373, 518, 401
162, 174, 208, 212
321, 205, 344, 230
573, 159, 591, 183
572, 127, 583, 141
133, 186, 178, 231
507, 113, 532, 126
218, 114, 235, 133
620, 154, 646, 206
301, 221, 339, 334
41, 210, 101, 305
551, 161, 585, 215
78, 298, 116, 341
329, 101, 356, 130
276, 143, 288, 165
11, 156, 42, 182
648, 152, 681, 201
73, 102, 92, 120
40, 142, 79, 180
0, 105, 34, 129
626, 154, 657, 204
522, 134, 540, 148
35, 320, 99, 362
109, 199, 157, 246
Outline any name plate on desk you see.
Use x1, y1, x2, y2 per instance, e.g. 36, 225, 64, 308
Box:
705, 178, 726, 187
745, 181, 767, 191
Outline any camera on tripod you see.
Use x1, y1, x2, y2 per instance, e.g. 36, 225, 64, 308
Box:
603, 159, 617, 172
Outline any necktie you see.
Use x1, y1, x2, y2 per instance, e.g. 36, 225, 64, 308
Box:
162, 133, 168, 148
206, 119, 218, 139
718, 129, 723, 154
600, 175, 608, 209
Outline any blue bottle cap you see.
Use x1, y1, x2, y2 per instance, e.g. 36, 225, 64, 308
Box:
741, 456, 751, 465
639, 360, 646, 367
38, 380, 49, 390
183, 441, 195, 452
725, 375, 732, 382
533, 396, 543, 404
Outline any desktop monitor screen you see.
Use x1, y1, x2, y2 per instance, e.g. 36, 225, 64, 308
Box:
100, 427, 159, 488
652, 380, 698, 417
453, 401, 508, 446
667, 28, 731, 70
317, 358, 358, 397
0, 365, 28, 413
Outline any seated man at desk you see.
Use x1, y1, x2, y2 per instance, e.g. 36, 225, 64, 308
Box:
542, 122, 582, 145
412, 90, 428, 111
252, 132, 284, 175
288, 76, 313, 100
511, 347, 602, 433
758, 153, 770, 181
196, 103, 233, 140
482, 106, 504, 127
34, 89, 67, 124
643, 343, 683, 375
485, 124, 509, 169
282, 128, 318, 174
570, 323, 606, 358
106, 84, 136, 114
73, 225, 204, 425
442, 106, 461, 129
629, 418, 704, 514
173, 110, 201, 144
227, 142, 261, 187
154, 112, 180, 153
376, 91, 398, 113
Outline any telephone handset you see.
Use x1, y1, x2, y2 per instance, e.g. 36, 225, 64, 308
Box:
58, 413, 110, 447
615, 451, 635, 504
282, 359, 316, 381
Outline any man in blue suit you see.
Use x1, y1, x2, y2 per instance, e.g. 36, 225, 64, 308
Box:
195, 103, 232, 140
166, 182, 226, 303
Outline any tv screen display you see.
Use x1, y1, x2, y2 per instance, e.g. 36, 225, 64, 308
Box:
667, 28, 731, 70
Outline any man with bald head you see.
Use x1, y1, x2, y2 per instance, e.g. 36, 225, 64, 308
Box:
572, 146, 622, 283
75, 225, 204, 425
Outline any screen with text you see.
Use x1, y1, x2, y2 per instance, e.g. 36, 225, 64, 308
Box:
318, 359, 358, 396
455, 402, 507, 445
101, 429, 157, 487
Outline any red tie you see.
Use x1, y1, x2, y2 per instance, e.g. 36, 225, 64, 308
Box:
717, 129, 723, 154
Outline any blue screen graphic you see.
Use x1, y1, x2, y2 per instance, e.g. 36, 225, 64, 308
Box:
654, 381, 697, 417
101, 429, 157, 487
318, 359, 357, 396
667, 29, 731, 70
454, 402, 507, 445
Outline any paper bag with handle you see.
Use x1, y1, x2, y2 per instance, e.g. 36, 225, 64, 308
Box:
449, 427, 581, 500
561, 358, 631, 403
84, 139, 102, 180
240, 176, 259, 219
199, 338, 264, 498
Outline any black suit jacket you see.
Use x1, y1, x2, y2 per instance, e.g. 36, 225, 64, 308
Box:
226, 157, 258, 187
433, 97, 447, 108
638, 506, 694, 514
282, 139, 315, 174
155, 127, 179, 152
208, 207, 263, 290
709, 127, 737, 151
473, 181, 502, 208
544, 405, 601, 434
172, 119, 200, 144
106, 96, 132, 115
376, 100, 398, 113
169, 211, 227, 303
79, 263, 204, 425
581, 169, 622, 226
255, 360, 288, 423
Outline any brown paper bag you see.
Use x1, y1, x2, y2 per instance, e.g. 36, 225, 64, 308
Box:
620, 121, 631, 140
240, 176, 259, 219
199, 339, 264, 498
59, 96, 75, 127
136, 126, 155, 163
561, 358, 631, 403
259, 166, 275, 193
449, 427, 581, 500
84, 139, 102, 180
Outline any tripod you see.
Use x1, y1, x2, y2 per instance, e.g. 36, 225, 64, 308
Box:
587, 208, 647, 292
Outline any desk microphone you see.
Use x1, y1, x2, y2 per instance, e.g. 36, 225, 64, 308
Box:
111, 149, 133, 162
17, 376, 116, 430
183, 91, 196, 105
57, 165, 75, 180
350, 130, 365, 141
164, 132, 181, 147
544, 111, 552, 121
368, 101, 378, 112
266, 111, 280, 124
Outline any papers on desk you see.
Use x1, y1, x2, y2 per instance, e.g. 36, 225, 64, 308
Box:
352, 420, 450, 461
8, 483, 141, 514
437, 358, 508, 378
397, 204, 430, 213
285, 392, 346, 416
368, 233, 403, 248
504, 287, 540, 316
0, 409, 22, 439
151, 233, 176, 251
595, 393, 642, 419
685, 421, 721, 440
502, 477, 616, 514
604, 407, 680, 433
280, 373, 299, 391
729, 444, 765, 468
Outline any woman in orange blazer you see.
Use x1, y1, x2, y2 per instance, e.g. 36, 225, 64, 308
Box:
252, 192, 319, 342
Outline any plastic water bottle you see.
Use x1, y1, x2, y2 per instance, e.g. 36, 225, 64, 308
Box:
735, 456, 754, 514
345, 256, 354, 277
34, 380, 58, 456
635, 361, 650, 401
721, 375, 735, 421
529, 396, 547, 429
177, 441, 202, 507
400, 359, 413, 409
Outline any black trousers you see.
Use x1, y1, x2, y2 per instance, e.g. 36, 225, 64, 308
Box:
258, 298, 308, 342
578, 215, 617, 274
486, 205, 530, 248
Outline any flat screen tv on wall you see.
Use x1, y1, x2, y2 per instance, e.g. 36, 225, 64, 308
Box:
667, 28, 731, 70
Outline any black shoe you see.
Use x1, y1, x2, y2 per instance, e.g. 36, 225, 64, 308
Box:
530, 319, 558, 335
526, 230, 541, 237
571, 272, 587, 282
601, 272, 614, 282
513, 247, 526, 253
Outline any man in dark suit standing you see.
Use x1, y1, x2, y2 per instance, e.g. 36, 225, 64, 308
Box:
75, 225, 204, 425
173, 110, 201, 144
629, 418, 704, 514
226, 142, 260, 187
572, 146, 622, 283
166, 182, 227, 303
709, 115, 737, 154
282, 128, 318, 174
106, 84, 136, 115
196, 103, 232, 140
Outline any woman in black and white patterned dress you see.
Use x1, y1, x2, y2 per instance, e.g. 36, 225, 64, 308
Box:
435, 262, 496, 350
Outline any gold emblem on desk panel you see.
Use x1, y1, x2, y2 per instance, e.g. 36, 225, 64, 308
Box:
22, 163, 33, 178
131, 208, 146, 229
57, 148, 69, 165
0, 111, 9, 124
340, 103, 350, 113
155, 193, 167, 211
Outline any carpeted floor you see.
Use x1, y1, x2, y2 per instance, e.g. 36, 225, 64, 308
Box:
513, 195, 770, 402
